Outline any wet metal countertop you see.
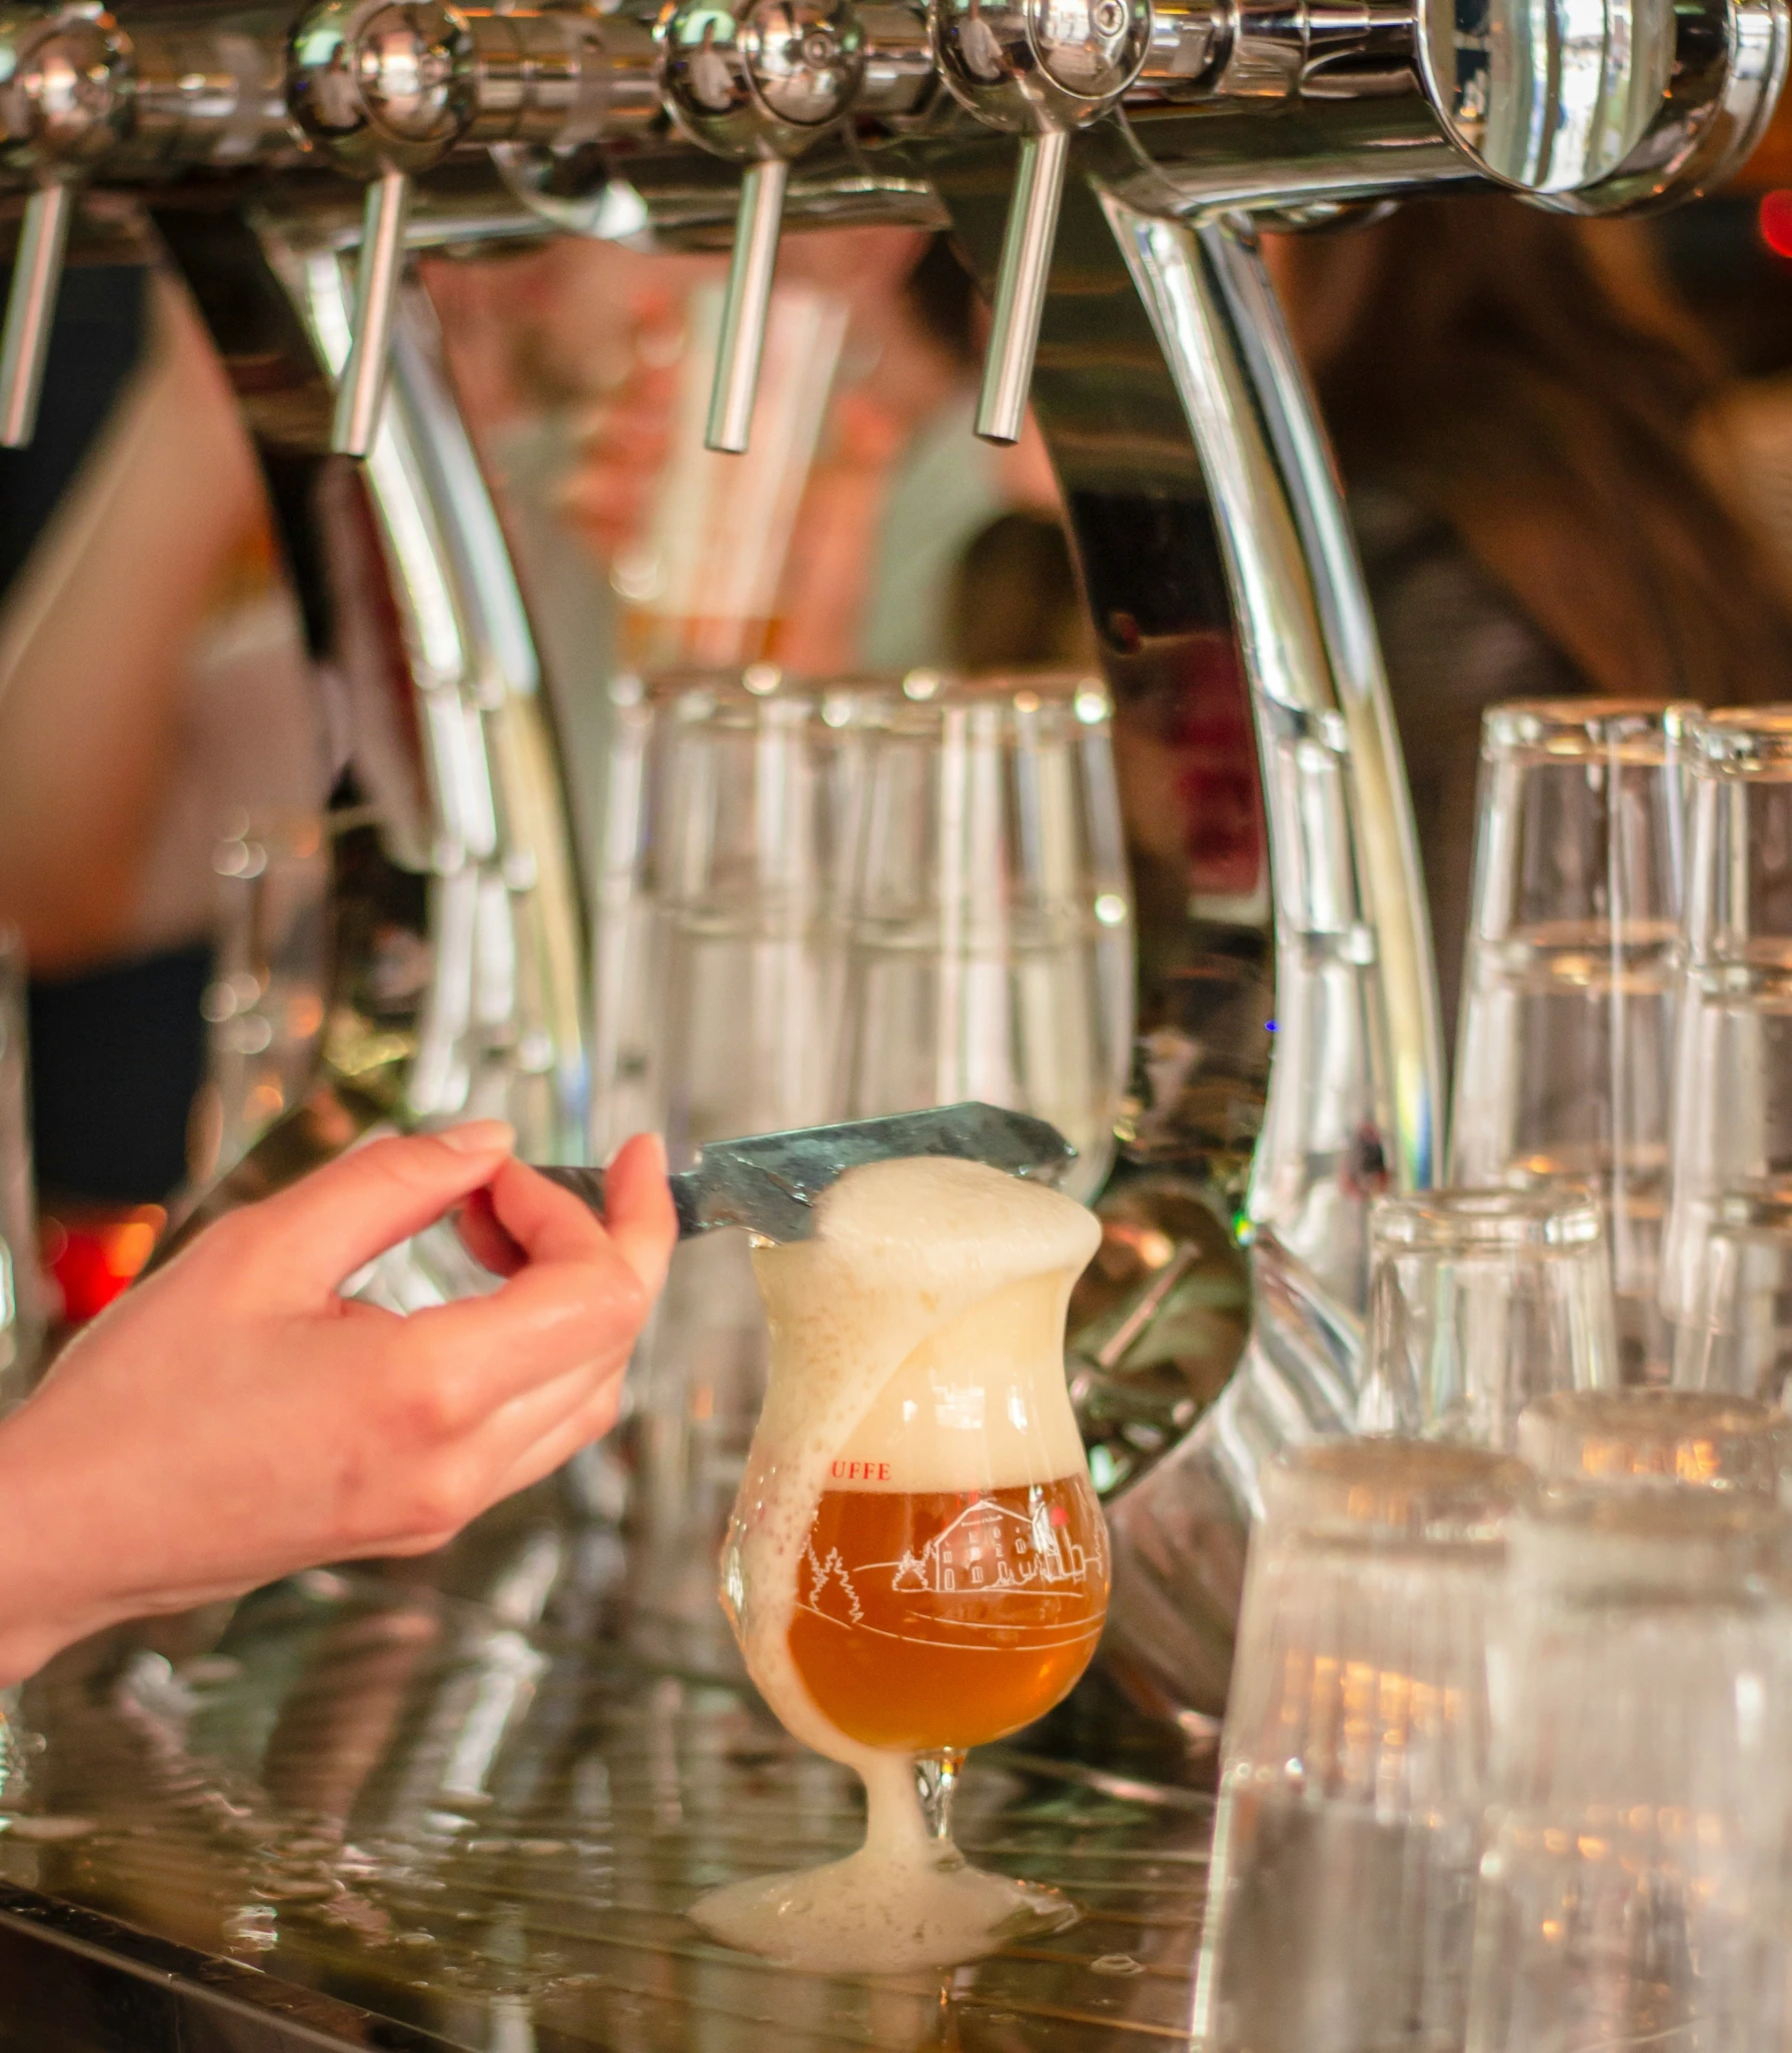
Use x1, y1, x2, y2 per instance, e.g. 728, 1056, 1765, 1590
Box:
0, 1489, 1214, 2051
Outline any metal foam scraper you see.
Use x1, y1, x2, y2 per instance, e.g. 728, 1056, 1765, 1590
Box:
536, 1102, 1075, 1243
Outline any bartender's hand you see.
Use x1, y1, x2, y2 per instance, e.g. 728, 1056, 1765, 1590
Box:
0, 1122, 675, 1684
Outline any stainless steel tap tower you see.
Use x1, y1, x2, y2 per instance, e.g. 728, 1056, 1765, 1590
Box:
14, 0, 1782, 1714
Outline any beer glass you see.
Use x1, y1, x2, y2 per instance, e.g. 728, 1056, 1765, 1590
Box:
692, 1158, 1108, 1973
1465, 1489, 1792, 2053
1452, 700, 1695, 1382
1193, 1440, 1530, 2053
1357, 1187, 1617, 1449
833, 672, 1133, 1203
1663, 711, 1792, 1400
1516, 1387, 1787, 1498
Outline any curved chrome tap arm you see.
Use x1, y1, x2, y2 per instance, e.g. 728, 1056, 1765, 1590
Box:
1089, 206, 1438, 1716
153, 202, 590, 1272
1119, 210, 1442, 1232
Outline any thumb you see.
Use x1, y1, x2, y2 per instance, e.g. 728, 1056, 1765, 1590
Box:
218, 1122, 516, 1302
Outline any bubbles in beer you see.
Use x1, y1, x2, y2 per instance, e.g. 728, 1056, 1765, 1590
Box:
689, 1155, 1105, 1973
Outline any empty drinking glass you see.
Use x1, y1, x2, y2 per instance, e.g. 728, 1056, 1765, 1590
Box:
833, 672, 1133, 1202
1466, 1488, 1792, 2053
1672, 1191, 1792, 1399
1452, 701, 1695, 1382
1663, 710, 1792, 1402
1357, 1188, 1618, 1449
595, 670, 872, 1560
1193, 1439, 1531, 2053
197, 812, 331, 1180
1516, 1387, 1787, 1497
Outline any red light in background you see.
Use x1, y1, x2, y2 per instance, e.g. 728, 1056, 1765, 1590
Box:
1759, 190, 1792, 259
43, 1205, 166, 1324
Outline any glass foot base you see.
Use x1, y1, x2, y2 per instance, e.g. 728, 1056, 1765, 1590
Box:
690, 1843, 1077, 1973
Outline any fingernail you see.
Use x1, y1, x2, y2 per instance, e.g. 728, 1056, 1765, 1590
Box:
437, 1119, 516, 1155
607, 1130, 668, 1173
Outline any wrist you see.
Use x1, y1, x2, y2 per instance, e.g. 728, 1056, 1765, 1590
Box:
0, 1405, 124, 1684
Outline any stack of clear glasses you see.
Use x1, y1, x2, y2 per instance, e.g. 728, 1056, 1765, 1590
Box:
1197, 697, 1792, 2053
590, 667, 864, 1560
1663, 709, 1792, 1403
589, 666, 1134, 1569
832, 671, 1133, 1203
1452, 702, 1694, 1383
1199, 1415, 1792, 2053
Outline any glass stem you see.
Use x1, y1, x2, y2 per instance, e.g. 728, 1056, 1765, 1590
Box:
913, 1748, 965, 1845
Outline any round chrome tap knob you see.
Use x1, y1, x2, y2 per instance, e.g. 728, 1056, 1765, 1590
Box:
933, 0, 1147, 124
289, 0, 474, 171
0, 4, 131, 165
662, 0, 863, 151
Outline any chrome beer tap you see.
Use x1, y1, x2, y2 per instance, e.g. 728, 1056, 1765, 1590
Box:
0, 1, 132, 445
286, 0, 479, 454
287, 0, 639, 455
930, 0, 1149, 443
660, 0, 866, 451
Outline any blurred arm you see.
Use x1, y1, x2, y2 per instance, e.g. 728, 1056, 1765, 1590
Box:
0, 271, 265, 974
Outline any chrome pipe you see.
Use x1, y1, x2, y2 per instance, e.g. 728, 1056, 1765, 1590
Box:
706, 156, 791, 455
974, 126, 1068, 446
333, 168, 412, 459
0, 180, 72, 449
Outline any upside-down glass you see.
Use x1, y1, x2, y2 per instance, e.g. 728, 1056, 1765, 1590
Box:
1663, 711, 1792, 1401
197, 812, 331, 1181
1671, 1191, 1792, 1399
833, 673, 1133, 1203
594, 672, 872, 1557
1193, 1440, 1530, 2053
1516, 1386, 1787, 1497
1452, 701, 1695, 1383
1357, 1188, 1617, 1449
1465, 1489, 1792, 2053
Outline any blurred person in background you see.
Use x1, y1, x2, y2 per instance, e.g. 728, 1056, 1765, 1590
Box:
1263, 195, 1792, 1045
0, 261, 320, 1301
432, 228, 1074, 690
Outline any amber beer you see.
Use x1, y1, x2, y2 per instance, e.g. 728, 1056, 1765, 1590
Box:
786, 1473, 1110, 1751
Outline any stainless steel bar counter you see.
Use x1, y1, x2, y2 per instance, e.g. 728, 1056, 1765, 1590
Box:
0, 1487, 1213, 2051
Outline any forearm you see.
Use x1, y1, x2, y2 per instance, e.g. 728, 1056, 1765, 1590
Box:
0, 273, 266, 973
0, 1402, 131, 1684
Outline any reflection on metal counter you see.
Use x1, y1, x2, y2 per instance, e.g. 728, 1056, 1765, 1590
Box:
0, 1502, 1213, 2049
